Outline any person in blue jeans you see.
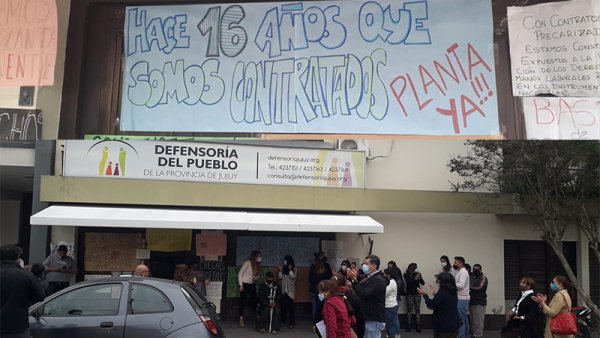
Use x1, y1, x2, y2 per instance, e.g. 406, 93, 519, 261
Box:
384, 268, 401, 338
347, 255, 387, 338
453, 256, 470, 338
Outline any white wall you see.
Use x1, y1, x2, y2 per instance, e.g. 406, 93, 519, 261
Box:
0, 199, 21, 245
365, 140, 469, 191
338, 212, 580, 315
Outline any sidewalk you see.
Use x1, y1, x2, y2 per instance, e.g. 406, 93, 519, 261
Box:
221, 320, 504, 338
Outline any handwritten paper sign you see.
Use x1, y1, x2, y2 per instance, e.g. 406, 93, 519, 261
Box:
146, 229, 192, 252
84, 233, 141, 271
205, 281, 223, 313
523, 97, 600, 139
0, 0, 58, 86
196, 233, 227, 256
508, 0, 600, 97
121, 0, 498, 136
0, 108, 42, 141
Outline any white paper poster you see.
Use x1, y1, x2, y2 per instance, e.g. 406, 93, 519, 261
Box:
205, 281, 223, 314
507, 0, 600, 97
523, 97, 600, 139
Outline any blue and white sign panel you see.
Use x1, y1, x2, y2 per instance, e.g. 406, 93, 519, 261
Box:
122, 0, 498, 136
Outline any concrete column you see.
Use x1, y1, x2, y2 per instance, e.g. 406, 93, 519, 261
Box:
29, 140, 55, 264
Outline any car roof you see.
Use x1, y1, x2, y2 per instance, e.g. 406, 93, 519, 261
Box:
76, 276, 184, 289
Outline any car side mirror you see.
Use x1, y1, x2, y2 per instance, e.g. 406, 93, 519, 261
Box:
30, 307, 41, 320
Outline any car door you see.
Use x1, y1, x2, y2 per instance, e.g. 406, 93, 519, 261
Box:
30, 282, 126, 338
123, 282, 177, 338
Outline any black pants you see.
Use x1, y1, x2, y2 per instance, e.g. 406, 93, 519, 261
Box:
47, 282, 70, 296
239, 283, 257, 318
280, 294, 295, 326
256, 305, 281, 332
434, 331, 458, 338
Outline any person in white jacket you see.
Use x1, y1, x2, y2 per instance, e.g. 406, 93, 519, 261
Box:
453, 256, 470, 338
238, 250, 261, 328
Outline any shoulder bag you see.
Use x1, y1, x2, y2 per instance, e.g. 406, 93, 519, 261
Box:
549, 293, 577, 335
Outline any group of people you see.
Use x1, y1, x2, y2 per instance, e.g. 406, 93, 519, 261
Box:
237, 251, 297, 335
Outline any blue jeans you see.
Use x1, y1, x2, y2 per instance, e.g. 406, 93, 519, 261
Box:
457, 299, 470, 338
310, 292, 319, 322
364, 321, 386, 338
385, 305, 400, 337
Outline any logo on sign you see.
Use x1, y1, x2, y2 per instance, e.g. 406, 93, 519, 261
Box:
87, 141, 139, 177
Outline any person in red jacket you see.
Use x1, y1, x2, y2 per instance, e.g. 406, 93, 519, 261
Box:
318, 279, 357, 338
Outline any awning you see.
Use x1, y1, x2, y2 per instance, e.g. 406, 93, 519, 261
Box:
30, 206, 384, 233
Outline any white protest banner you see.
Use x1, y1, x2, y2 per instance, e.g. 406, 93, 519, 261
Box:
121, 0, 499, 136
63, 140, 365, 188
507, 0, 600, 97
523, 97, 600, 139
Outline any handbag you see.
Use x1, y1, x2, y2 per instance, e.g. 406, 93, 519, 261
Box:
549, 293, 577, 335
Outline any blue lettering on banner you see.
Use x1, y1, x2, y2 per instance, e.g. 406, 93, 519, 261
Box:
122, 0, 499, 136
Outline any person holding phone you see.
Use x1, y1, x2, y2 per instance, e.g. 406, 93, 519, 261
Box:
43, 245, 76, 296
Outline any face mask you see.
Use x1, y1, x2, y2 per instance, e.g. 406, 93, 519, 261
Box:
256, 257, 262, 263
452, 264, 459, 270
341, 265, 347, 271
283, 260, 287, 266
441, 262, 447, 267
318, 293, 325, 302
18, 259, 24, 268
361, 264, 370, 274
550, 282, 559, 292
473, 270, 481, 276
388, 265, 393, 269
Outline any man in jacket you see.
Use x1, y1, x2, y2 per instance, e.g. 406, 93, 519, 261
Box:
469, 264, 488, 338
453, 256, 470, 338
256, 271, 282, 334
347, 254, 387, 338
1, 244, 46, 338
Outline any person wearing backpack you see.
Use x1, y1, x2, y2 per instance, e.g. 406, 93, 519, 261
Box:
404, 263, 425, 332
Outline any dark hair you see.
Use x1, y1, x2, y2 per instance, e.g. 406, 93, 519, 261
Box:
318, 279, 335, 293
406, 262, 417, 275
334, 272, 347, 287
31, 263, 45, 277
365, 255, 380, 269
465, 263, 472, 273
437, 272, 457, 294
521, 276, 536, 290
283, 255, 295, 275
387, 260, 397, 268
454, 256, 465, 264
385, 267, 400, 280
440, 255, 451, 272
553, 275, 571, 291
473, 264, 482, 270
0, 245, 19, 261
57, 245, 68, 252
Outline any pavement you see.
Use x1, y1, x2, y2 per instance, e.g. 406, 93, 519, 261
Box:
221, 319, 505, 338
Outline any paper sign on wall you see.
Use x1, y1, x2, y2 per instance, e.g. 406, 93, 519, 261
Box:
196, 233, 227, 256
508, 0, 600, 97
522, 97, 600, 140
146, 229, 192, 252
121, 0, 498, 136
0, 0, 58, 86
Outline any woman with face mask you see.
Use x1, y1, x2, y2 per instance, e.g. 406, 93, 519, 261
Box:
440, 255, 451, 274
238, 250, 261, 328
531, 275, 574, 338
339, 260, 352, 275
404, 262, 425, 332
278, 255, 296, 329
318, 279, 357, 338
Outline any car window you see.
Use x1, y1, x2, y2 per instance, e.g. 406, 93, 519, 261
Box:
42, 284, 122, 316
129, 283, 173, 314
181, 284, 211, 311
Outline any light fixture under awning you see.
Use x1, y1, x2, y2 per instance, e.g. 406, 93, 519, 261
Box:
30, 206, 384, 233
